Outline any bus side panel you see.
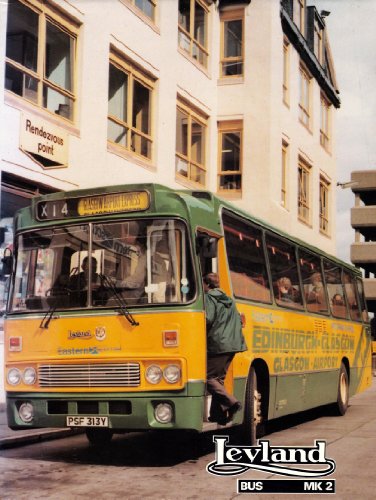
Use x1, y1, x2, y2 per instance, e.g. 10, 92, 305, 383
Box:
235, 302, 372, 421
349, 325, 372, 397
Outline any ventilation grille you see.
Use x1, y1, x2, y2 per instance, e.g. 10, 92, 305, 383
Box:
38, 363, 140, 387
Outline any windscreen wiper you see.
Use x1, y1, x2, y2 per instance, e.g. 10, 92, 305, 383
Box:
99, 274, 139, 326
40, 304, 57, 329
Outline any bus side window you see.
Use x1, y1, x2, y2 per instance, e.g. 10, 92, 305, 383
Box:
222, 211, 271, 304
343, 271, 361, 321
356, 277, 369, 322
323, 260, 348, 319
266, 233, 303, 309
298, 250, 328, 314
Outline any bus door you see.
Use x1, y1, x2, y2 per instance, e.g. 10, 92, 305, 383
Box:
197, 231, 236, 415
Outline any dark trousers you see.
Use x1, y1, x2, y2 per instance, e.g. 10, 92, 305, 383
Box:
206, 353, 238, 418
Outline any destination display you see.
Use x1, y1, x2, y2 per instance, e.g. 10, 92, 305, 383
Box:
36, 191, 150, 220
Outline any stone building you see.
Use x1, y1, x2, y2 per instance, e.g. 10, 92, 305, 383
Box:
0, 0, 341, 372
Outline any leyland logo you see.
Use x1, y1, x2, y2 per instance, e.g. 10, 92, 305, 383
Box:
207, 437, 336, 477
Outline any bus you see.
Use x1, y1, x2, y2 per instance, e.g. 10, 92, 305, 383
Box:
3, 183, 372, 446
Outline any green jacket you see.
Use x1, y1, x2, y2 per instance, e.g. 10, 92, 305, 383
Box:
205, 288, 247, 354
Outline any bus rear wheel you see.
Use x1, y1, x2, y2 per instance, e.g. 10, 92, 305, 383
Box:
334, 362, 349, 416
85, 428, 113, 447
242, 366, 263, 445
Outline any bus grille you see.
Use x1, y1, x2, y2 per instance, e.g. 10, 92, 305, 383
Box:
38, 363, 141, 388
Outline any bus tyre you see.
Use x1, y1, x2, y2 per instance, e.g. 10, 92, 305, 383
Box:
85, 428, 113, 447
243, 366, 263, 445
335, 363, 349, 416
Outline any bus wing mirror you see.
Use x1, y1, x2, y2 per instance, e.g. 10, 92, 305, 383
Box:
196, 235, 218, 258
1, 248, 13, 277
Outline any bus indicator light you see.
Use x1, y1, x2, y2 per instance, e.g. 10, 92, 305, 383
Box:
163, 330, 178, 347
9, 337, 22, 352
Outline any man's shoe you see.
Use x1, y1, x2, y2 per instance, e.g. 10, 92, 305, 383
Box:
227, 402, 242, 422
208, 414, 228, 425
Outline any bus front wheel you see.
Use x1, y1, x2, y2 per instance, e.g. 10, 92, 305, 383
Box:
85, 428, 113, 447
243, 366, 263, 445
334, 362, 349, 416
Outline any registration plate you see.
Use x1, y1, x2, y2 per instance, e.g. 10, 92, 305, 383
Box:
66, 416, 109, 427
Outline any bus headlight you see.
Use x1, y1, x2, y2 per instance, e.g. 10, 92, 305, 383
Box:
146, 365, 163, 384
154, 403, 173, 423
163, 365, 181, 384
23, 367, 37, 385
18, 402, 34, 423
7, 368, 21, 386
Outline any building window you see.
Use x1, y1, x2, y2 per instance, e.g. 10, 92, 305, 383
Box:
293, 0, 305, 35
5, 0, 77, 121
320, 94, 331, 151
281, 141, 288, 207
314, 17, 323, 64
175, 99, 207, 186
319, 177, 330, 234
108, 55, 154, 160
218, 121, 242, 193
178, 0, 209, 67
132, 0, 156, 21
298, 158, 311, 224
299, 64, 311, 128
220, 10, 244, 77
283, 38, 290, 105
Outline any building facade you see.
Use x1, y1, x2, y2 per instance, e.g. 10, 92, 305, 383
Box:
0, 0, 340, 298
350, 170, 376, 314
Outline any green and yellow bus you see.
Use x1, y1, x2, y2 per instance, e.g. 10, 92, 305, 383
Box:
3, 183, 372, 445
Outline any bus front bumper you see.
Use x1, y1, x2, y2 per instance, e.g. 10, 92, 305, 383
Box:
6, 391, 205, 432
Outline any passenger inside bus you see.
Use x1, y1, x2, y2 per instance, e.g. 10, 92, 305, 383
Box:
115, 222, 147, 304
330, 292, 347, 318
331, 293, 344, 306
306, 272, 325, 305
275, 276, 295, 303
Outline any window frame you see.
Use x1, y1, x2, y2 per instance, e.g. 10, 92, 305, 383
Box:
314, 16, 323, 64
178, 0, 209, 68
220, 9, 244, 78
281, 140, 289, 208
320, 93, 331, 152
217, 120, 243, 194
293, 0, 305, 35
175, 98, 207, 187
107, 53, 155, 162
319, 176, 330, 235
298, 157, 311, 225
5, 0, 78, 122
299, 64, 312, 129
131, 0, 157, 22
282, 37, 290, 105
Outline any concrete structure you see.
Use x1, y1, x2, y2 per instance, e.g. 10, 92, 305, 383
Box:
351, 170, 376, 313
0, 0, 341, 402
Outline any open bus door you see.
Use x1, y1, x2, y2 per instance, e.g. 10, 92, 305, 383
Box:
197, 231, 238, 420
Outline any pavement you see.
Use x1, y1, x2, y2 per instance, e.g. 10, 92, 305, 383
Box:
1, 372, 375, 450
0, 402, 80, 449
